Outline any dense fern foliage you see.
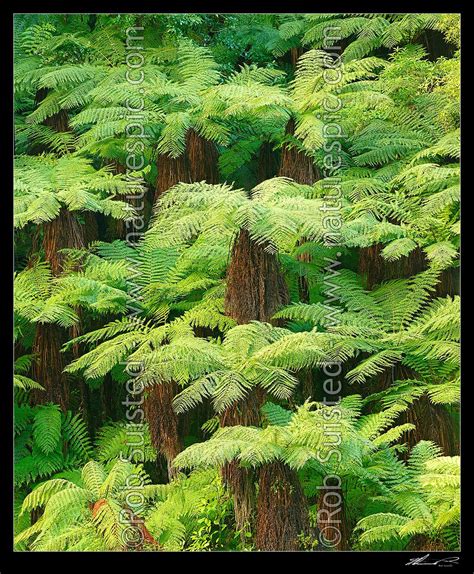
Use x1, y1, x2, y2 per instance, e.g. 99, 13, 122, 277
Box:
14, 13, 460, 552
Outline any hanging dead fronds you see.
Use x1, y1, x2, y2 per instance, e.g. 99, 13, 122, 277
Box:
219, 389, 263, 541
222, 461, 256, 541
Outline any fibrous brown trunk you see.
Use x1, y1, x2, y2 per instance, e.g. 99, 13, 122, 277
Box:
278, 118, 320, 184
278, 120, 320, 397
101, 373, 123, 422
279, 118, 320, 303
219, 389, 263, 537
358, 244, 428, 291
289, 47, 304, 70
154, 153, 190, 204
221, 461, 256, 539
186, 128, 219, 183
43, 107, 69, 133
301, 369, 314, 401
83, 212, 99, 246
146, 130, 220, 480
27, 90, 83, 412
358, 246, 459, 455
434, 266, 458, 297
154, 129, 219, 204
316, 486, 351, 551
219, 380, 263, 538
104, 161, 151, 241
407, 535, 447, 551
31, 323, 68, 411
33, 92, 85, 271
143, 382, 182, 482
29, 87, 70, 155
364, 349, 458, 457
224, 228, 289, 325
359, 242, 458, 296
223, 228, 291, 542
403, 394, 457, 456
43, 207, 85, 276
257, 141, 280, 183
255, 461, 310, 551
31, 210, 85, 411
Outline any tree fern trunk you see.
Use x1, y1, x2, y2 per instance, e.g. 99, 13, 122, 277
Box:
31, 323, 68, 411
43, 208, 85, 276
30, 209, 85, 411
144, 382, 182, 482
224, 228, 289, 324
148, 132, 220, 477
257, 141, 280, 183
186, 128, 219, 183
278, 118, 320, 408
154, 129, 219, 205
289, 47, 304, 70
358, 244, 428, 291
27, 86, 85, 411
222, 227, 288, 538
359, 242, 458, 296
278, 118, 320, 184
104, 161, 152, 241
33, 87, 70, 143
218, 389, 263, 537
218, 374, 262, 539
154, 153, 190, 204
403, 394, 457, 456
222, 228, 304, 545
147, 131, 220, 480
255, 461, 310, 551
221, 461, 256, 540
83, 212, 99, 246
407, 534, 447, 551
316, 486, 351, 551
358, 246, 459, 455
